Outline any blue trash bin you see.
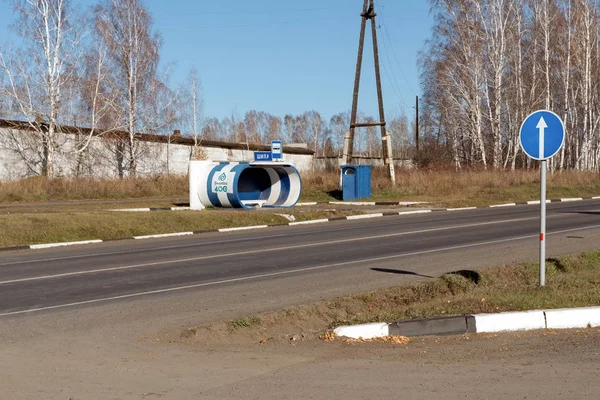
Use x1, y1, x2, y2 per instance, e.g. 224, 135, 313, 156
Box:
341, 165, 371, 201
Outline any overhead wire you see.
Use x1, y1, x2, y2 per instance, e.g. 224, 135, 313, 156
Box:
377, 3, 419, 97
375, 5, 411, 110
162, 7, 333, 16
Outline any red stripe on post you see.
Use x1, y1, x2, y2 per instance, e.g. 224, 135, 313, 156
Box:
540, 233, 544, 241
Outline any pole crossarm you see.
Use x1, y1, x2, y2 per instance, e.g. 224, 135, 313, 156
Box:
351, 122, 386, 128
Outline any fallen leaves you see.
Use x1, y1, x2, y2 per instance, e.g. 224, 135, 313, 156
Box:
320, 331, 411, 345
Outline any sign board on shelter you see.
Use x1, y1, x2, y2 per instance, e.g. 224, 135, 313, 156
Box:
254, 151, 272, 162
271, 140, 282, 160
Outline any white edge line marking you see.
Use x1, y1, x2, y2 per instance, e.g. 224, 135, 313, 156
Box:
218, 225, 269, 232
4, 224, 598, 317
447, 207, 477, 211
527, 200, 550, 204
346, 213, 384, 220
29, 240, 103, 249
296, 202, 318, 206
490, 203, 517, 208
289, 219, 329, 226
134, 232, 194, 240
560, 198, 583, 202
593, 196, 600, 200
171, 207, 190, 211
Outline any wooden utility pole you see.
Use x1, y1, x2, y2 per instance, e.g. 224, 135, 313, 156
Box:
415, 96, 419, 153
342, 0, 395, 184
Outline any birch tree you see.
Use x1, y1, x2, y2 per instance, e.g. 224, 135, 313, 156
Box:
94, 0, 161, 177
0, 0, 82, 177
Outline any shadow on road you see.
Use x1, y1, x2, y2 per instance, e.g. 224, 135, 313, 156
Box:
370, 267, 434, 279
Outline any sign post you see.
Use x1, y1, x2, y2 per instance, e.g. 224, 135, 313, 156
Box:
519, 110, 565, 287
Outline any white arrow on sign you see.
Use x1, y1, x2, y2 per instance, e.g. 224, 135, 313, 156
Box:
536, 116, 547, 159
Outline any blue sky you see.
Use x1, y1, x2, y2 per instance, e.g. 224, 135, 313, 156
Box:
0, 0, 433, 122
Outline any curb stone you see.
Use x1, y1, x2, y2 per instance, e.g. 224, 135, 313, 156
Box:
2, 196, 599, 252
333, 307, 600, 339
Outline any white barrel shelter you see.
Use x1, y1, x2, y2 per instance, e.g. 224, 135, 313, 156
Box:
189, 161, 302, 210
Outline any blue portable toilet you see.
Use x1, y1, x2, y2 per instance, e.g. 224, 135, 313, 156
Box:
341, 165, 371, 201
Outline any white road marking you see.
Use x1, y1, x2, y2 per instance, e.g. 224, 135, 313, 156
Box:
490, 203, 517, 208
2, 224, 599, 317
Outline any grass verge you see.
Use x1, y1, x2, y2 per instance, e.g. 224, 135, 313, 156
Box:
2, 169, 599, 207
301, 168, 600, 206
0, 208, 359, 248
179, 250, 600, 345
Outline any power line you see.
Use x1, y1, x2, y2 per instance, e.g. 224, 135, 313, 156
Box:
160, 7, 333, 16
378, 25, 411, 110
377, 4, 419, 96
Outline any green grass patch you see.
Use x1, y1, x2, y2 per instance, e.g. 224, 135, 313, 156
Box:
228, 316, 262, 333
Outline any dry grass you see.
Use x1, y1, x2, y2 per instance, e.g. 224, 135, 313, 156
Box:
1, 169, 598, 207
180, 250, 600, 345
0, 175, 189, 203
301, 168, 600, 206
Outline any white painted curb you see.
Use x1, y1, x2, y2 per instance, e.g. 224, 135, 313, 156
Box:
544, 307, 600, 329
333, 322, 389, 339
30, 240, 104, 249
289, 219, 329, 226
490, 203, 517, 208
346, 213, 384, 220
398, 210, 432, 216
133, 232, 194, 240
473, 310, 546, 333
218, 225, 268, 232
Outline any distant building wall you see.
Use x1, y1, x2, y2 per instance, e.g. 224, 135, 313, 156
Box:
313, 156, 414, 172
0, 120, 314, 180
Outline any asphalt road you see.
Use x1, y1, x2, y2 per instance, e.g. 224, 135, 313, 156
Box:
1, 199, 600, 318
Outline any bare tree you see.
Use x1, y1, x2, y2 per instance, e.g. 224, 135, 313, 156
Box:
183, 67, 204, 147
94, 0, 161, 177
0, 0, 82, 177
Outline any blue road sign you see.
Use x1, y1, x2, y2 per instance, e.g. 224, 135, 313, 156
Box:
254, 151, 272, 162
519, 110, 565, 160
271, 140, 282, 160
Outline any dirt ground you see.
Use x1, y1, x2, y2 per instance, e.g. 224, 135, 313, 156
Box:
2, 316, 599, 400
